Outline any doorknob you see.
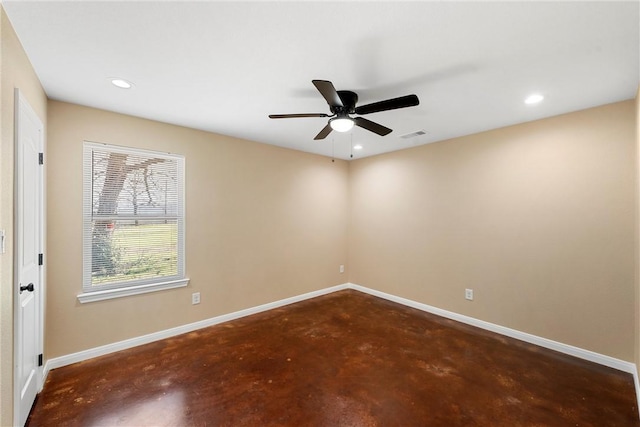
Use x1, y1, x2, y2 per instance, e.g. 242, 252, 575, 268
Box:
20, 283, 34, 293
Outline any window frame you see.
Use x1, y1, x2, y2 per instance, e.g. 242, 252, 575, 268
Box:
78, 141, 188, 303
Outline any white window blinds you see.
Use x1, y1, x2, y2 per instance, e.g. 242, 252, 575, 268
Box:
82, 142, 185, 293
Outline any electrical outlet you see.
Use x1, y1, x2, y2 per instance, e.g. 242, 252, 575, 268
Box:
339, 265, 345, 274
465, 289, 474, 301
192, 292, 201, 305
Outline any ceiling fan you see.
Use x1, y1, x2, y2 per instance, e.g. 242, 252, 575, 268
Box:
269, 80, 420, 140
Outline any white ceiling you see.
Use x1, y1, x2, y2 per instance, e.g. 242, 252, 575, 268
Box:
3, 1, 639, 160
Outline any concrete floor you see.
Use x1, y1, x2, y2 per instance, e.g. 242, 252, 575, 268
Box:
27, 289, 639, 426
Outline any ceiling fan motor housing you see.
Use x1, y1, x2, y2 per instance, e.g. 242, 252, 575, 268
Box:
333, 90, 358, 115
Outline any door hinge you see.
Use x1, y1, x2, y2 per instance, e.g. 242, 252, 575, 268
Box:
38, 153, 43, 165
38, 354, 43, 367
38, 253, 43, 266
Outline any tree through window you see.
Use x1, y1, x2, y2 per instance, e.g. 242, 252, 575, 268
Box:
82, 142, 186, 297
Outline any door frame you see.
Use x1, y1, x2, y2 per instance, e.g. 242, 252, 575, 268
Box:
13, 89, 45, 427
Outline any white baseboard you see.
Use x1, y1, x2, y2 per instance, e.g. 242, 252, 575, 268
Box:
347, 283, 640, 416
44, 283, 349, 378
348, 283, 637, 374
44, 281, 639, 414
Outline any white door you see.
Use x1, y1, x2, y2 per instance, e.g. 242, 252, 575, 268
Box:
14, 89, 44, 427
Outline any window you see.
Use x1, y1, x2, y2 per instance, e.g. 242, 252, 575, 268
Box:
79, 142, 188, 303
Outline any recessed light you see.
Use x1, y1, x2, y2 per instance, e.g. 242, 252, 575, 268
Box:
524, 93, 544, 105
110, 78, 134, 89
353, 144, 363, 150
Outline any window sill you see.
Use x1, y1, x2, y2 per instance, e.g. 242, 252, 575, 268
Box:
77, 278, 190, 303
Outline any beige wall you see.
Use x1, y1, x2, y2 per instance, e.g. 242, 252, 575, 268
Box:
46, 99, 639, 364
46, 101, 349, 359
349, 101, 636, 361
0, 6, 48, 426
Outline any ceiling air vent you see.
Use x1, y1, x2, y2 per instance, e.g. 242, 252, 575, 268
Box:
400, 130, 427, 139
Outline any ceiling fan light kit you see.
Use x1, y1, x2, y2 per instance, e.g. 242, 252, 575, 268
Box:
269, 80, 419, 140
330, 117, 354, 132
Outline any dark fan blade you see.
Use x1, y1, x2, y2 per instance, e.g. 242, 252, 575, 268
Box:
312, 80, 343, 108
355, 94, 419, 115
354, 117, 392, 136
269, 113, 330, 119
314, 123, 333, 140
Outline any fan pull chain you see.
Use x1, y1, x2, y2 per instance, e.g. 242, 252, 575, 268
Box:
350, 134, 354, 159
332, 138, 335, 162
